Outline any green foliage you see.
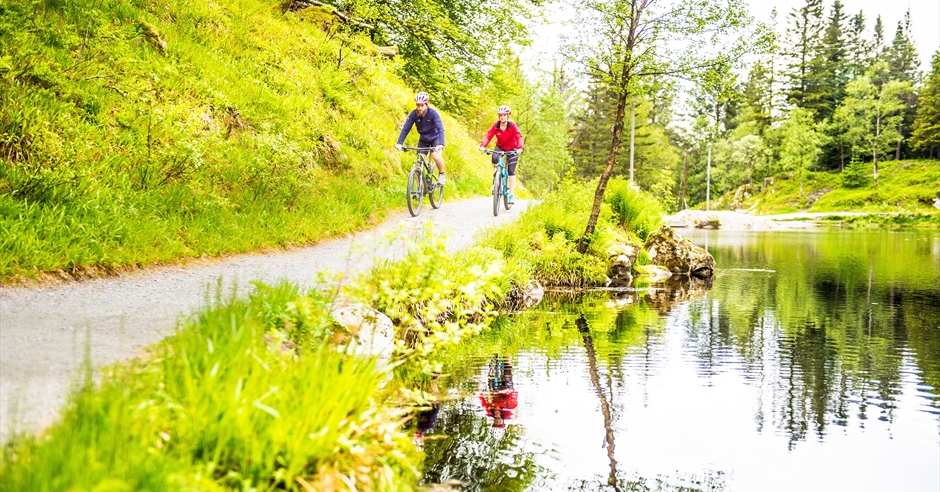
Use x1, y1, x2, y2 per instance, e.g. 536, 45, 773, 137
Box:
716, 159, 939, 215
0, 287, 418, 491
0, 0, 495, 283
477, 180, 610, 286
604, 178, 664, 240
840, 156, 869, 188
349, 226, 507, 373
911, 51, 940, 152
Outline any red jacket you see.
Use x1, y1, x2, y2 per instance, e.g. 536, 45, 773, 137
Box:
481, 120, 524, 151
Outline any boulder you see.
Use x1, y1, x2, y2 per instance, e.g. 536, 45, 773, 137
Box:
606, 241, 641, 287
643, 226, 716, 278
330, 301, 396, 359
644, 275, 714, 313
503, 280, 544, 311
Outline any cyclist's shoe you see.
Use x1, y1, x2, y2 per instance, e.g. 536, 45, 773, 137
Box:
438, 174, 446, 185
508, 194, 515, 204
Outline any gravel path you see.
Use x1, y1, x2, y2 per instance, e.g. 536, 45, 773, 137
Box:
0, 196, 531, 442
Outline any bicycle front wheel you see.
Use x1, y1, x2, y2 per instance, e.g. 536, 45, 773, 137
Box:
492, 171, 502, 216
428, 168, 444, 209
407, 167, 423, 216
503, 176, 512, 210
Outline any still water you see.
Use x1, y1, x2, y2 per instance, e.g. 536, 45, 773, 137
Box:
416, 229, 940, 491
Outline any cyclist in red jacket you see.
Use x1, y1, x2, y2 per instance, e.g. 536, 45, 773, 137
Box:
479, 106, 524, 204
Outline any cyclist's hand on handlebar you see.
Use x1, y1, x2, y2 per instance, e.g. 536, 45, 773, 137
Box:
395, 143, 403, 151
517, 148, 523, 155
434, 145, 443, 152
479, 146, 486, 153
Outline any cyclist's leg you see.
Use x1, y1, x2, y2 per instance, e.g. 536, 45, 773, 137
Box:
506, 150, 518, 203
420, 137, 445, 182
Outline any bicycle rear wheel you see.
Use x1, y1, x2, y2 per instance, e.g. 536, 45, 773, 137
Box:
428, 167, 444, 209
492, 170, 502, 216
407, 167, 423, 216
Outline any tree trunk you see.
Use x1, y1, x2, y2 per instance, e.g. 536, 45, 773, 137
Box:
895, 119, 902, 161
576, 5, 641, 254
681, 150, 689, 210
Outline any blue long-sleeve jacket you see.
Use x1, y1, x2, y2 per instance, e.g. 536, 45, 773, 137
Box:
396, 107, 446, 146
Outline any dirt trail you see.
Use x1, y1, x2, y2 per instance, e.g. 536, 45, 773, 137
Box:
0, 197, 530, 442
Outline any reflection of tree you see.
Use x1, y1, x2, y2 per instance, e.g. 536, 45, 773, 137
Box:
576, 316, 619, 490
698, 230, 940, 446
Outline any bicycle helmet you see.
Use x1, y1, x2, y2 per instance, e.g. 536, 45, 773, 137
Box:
497, 105, 511, 115
415, 92, 430, 104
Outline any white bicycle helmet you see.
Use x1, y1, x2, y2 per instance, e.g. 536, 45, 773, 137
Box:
415, 92, 430, 104
497, 105, 511, 115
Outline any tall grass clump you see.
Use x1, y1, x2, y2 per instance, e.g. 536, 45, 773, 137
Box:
604, 178, 664, 240
0, 285, 420, 491
0, 0, 493, 284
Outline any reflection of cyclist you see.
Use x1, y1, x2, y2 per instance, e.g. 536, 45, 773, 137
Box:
414, 373, 441, 450
396, 92, 446, 185
479, 106, 524, 204
480, 355, 518, 428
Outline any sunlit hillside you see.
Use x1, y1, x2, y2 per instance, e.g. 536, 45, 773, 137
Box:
0, 0, 492, 283
703, 159, 940, 217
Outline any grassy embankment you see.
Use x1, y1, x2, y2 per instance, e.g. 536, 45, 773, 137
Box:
709, 159, 940, 226
0, 179, 663, 490
0, 0, 494, 285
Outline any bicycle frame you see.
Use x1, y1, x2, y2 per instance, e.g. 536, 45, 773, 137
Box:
403, 146, 443, 216
483, 149, 516, 216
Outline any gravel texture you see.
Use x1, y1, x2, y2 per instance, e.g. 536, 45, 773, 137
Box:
0, 196, 530, 442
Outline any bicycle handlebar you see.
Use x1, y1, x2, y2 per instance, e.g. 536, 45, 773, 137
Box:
401, 146, 437, 152
482, 149, 518, 156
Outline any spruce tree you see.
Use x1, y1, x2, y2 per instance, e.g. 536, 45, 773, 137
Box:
884, 10, 919, 159
911, 51, 940, 158
844, 11, 870, 79
804, 0, 847, 120
786, 0, 825, 109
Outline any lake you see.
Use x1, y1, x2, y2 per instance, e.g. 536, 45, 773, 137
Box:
414, 228, 940, 491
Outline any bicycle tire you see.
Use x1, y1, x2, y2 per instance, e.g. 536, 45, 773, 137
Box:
428, 167, 444, 209
407, 166, 423, 216
503, 174, 512, 210
492, 169, 502, 216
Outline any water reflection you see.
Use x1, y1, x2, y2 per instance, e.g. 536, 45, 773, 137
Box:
419, 229, 940, 491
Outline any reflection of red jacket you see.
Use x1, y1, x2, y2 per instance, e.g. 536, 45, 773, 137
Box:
481, 120, 524, 151
480, 390, 518, 420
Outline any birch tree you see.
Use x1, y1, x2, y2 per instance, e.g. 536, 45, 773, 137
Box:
569, 0, 754, 253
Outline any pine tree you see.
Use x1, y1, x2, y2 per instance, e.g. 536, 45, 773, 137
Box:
785, 0, 825, 109
885, 11, 918, 83
844, 11, 870, 79
872, 15, 885, 61
884, 10, 919, 159
803, 0, 847, 120
911, 51, 940, 158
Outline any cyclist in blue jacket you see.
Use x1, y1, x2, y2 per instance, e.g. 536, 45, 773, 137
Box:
396, 92, 446, 185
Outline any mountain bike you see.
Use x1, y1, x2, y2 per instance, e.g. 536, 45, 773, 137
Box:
483, 149, 516, 216
403, 146, 444, 217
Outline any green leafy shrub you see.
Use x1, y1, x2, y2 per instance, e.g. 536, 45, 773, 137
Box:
604, 178, 665, 240
841, 158, 870, 188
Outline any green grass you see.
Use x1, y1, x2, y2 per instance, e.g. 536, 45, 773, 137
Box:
708, 159, 940, 219
0, 226, 518, 490
0, 0, 493, 284
0, 283, 419, 491
478, 178, 664, 287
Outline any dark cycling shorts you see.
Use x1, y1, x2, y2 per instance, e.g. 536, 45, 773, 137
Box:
418, 137, 443, 151
491, 146, 519, 176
